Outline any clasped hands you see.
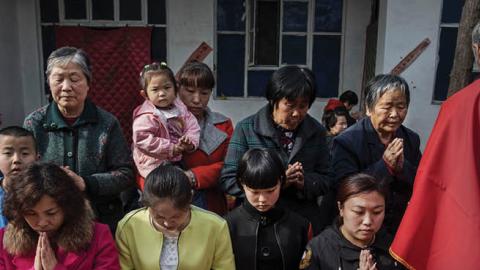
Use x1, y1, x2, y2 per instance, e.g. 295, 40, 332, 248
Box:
358, 249, 377, 270
285, 161, 304, 190
383, 138, 404, 173
34, 232, 57, 270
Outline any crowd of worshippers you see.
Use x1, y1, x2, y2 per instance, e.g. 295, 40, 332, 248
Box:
0, 46, 420, 270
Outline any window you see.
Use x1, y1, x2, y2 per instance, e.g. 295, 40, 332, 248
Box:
40, 0, 167, 88
39, 0, 167, 145
216, 0, 343, 98
433, 0, 464, 101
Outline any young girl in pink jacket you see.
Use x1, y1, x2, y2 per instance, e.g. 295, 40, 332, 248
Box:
132, 62, 200, 179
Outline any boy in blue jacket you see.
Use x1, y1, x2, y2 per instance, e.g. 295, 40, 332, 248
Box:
0, 126, 38, 227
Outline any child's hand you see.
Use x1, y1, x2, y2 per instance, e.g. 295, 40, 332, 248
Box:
178, 136, 195, 152
61, 166, 86, 191
173, 143, 186, 156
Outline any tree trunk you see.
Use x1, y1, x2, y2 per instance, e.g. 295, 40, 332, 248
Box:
447, 0, 480, 98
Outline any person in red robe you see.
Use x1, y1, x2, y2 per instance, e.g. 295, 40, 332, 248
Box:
390, 22, 480, 269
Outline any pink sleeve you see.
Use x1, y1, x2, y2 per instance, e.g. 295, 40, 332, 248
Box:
182, 109, 201, 150
53, 264, 68, 270
91, 224, 121, 270
132, 113, 175, 159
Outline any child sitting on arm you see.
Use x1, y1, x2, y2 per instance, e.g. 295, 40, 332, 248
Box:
132, 62, 200, 185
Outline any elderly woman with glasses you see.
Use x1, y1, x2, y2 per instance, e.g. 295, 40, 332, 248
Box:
331, 74, 422, 234
23, 46, 135, 233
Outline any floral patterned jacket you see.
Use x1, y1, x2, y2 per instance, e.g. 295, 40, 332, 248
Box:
24, 100, 135, 231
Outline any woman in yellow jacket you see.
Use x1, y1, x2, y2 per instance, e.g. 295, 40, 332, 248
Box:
116, 164, 235, 270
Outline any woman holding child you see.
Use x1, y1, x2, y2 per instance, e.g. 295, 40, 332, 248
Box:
0, 162, 120, 269
178, 61, 234, 215
23, 47, 134, 232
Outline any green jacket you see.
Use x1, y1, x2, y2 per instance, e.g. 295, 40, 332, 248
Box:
24, 100, 135, 231
116, 206, 235, 270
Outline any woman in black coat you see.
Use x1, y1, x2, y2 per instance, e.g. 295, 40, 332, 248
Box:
300, 173, 404, 270
331, 74, 422, 234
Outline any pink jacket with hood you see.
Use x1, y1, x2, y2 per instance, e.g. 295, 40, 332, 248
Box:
132, 97, 200, 177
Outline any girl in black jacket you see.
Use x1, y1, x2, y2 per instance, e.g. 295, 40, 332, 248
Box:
225, 148, 312, 270
299, 173, 405, 270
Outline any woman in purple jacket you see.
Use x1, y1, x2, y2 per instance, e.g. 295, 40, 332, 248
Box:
0, 162, 120, 270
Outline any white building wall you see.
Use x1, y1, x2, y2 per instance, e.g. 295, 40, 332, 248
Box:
0, 0, 453, 155
0, 0, 44, 128
376, 0, 443, 149
0, 0, 23, 127
168, 0, 372, 126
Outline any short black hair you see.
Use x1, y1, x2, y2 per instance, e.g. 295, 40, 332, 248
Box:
0, 126, 37, 152
322, 107, 349, 131
265, 66, 316, 109
339, 90, 358, 105
142, 164, 192, 210
236, 148, 286, 190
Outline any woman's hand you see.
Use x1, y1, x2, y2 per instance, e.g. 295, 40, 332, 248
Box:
40, 233, 58, 270
34, 234, 43, 270
61, 166, 86, 191
35, 233, 57, 270
395, 148, 404, 173
359, 249, 377, 270
285, 162, 304, 190
383, 138, 404, 171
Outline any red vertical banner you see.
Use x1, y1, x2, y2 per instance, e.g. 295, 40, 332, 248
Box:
390, 80, 480, 269
55, 26, 152, 143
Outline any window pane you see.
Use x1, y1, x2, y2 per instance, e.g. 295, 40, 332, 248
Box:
441, 0, 464, 23
64, 0, 86, 20
312, 35, 341, 97
433, 27, 458, 101
120, 0, 142, 21
148, 0, 166, 24
248, 70, 274, 97
282, 35, 307, 65
92, 0, 114, 20
151, 27, 167, 62
255, 1, 279, 65
40, 0, 59, 23
217, 0, 246, 31
217, 34, 245, 97
283, 1, 308, 32
315, 0, 342, 32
